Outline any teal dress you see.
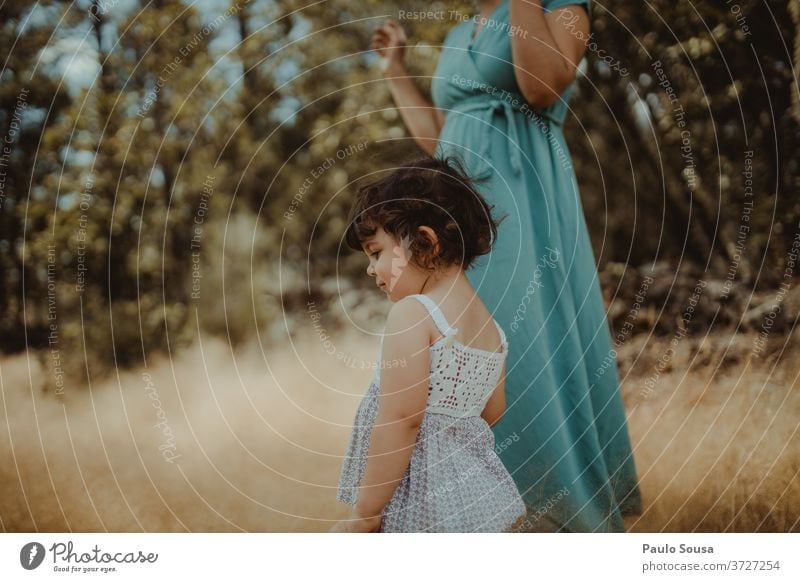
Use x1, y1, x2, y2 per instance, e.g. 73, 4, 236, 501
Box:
432, 0, 642, 532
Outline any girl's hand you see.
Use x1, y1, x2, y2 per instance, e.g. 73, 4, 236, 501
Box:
371, 19, 408, 73
328, 509, 382, 533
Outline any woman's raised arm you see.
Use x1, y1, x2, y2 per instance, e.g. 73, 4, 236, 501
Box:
372, 20, 445, 155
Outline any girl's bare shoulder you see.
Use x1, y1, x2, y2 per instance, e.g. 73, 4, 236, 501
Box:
386, 296, 438, 346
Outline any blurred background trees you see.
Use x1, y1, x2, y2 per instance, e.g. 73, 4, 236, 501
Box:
1, 0, 798, 385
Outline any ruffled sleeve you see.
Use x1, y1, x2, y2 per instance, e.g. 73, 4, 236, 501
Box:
543, 0, 592, 18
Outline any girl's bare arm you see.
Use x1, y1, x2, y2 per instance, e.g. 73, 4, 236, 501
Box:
350, 297, 432, 524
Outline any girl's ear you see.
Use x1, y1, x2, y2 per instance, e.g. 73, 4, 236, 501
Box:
417, 225, 438, 246
417, 225, 440, 257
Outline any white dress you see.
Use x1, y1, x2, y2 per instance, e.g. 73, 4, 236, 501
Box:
336, 293, 527, 532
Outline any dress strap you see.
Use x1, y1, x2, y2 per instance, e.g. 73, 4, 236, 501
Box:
408, 294, 458, 338
493, 319, 508, 351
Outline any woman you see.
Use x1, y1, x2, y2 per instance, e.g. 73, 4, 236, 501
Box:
371, 0, 642, 532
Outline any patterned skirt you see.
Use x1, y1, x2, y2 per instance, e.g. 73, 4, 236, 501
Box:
337, 381, 527, 532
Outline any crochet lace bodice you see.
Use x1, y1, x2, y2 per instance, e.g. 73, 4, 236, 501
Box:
374, 294, 508, 418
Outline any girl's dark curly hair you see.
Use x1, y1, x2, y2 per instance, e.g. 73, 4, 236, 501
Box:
344, 156, 506, 271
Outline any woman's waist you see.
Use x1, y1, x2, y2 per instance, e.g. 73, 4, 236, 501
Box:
444, 91, 564, 126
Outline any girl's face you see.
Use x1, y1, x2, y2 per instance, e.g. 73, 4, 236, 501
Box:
361, 226, 426, 302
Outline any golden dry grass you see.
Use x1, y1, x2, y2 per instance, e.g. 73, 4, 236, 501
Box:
1, 328, 798, 532
0, 329, 372, 532
619, 331, 800, 532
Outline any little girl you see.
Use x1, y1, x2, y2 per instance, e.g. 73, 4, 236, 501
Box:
330, 156, 526, 533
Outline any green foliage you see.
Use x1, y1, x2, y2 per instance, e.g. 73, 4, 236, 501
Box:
1, 0, 798, 382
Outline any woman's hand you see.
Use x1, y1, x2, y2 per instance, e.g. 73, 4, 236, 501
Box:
371, 19, 408, 74
328, 509, 382, 533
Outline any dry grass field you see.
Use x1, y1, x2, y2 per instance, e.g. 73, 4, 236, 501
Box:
1, 327, 798, 532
